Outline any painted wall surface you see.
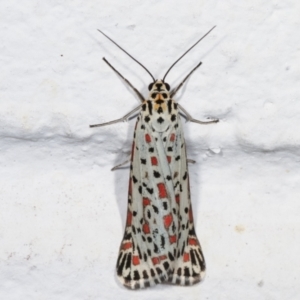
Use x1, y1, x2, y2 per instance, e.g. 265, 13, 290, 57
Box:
0, 1, 299, 299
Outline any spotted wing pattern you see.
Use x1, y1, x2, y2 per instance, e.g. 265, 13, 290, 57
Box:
116, 81, 205, 289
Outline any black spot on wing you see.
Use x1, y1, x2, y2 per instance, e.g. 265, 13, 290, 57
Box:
163, 261, 169, 270
134, 270, 140, 280
163, 202, 168, 210
137, 245, 142, 258
167, 100, 172, 114
171, 114, 176, 122
183, 171, 187, 180
161, 235, 165, 249
147, 100, 153, 115
153, 170, 161, 178
168, 251, 175, 261
143, 270, 149, 279
147, 188, 154, 194
141, 158, 146, 164
184, 267, 190, 277
126, 252, 132, 270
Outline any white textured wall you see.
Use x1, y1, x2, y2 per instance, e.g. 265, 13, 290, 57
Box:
1, 1, 299, 299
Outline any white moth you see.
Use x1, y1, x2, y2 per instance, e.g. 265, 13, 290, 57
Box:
90, 27, 218, 289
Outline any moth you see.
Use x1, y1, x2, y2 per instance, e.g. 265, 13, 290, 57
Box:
90, 27, 218, 289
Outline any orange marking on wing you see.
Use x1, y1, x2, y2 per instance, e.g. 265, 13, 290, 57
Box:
122, 242, 132, 250
169, 235, 177, 244
167, 156, 171, 163
143, 223, 150, 234
188, 238, 198, 246
151, 157, 158, 166
145, 134, 151, 143
157, 183, 167, 198
152, 257, 159, 265
159, 255, 167, 261
163, 213, 173, 229
175, 194, 180, 204
170, 133, 176, 141
183, 252, 190, 262
132, 255, 140, 265
143, 197, 151, 206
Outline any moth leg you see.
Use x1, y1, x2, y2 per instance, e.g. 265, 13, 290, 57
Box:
178, 103, 219, 124
90, 104, 142, 128
103, 58, 145, 103
187, 159, 196, 164
170, 61, 202, 97
111, 159, 131, 171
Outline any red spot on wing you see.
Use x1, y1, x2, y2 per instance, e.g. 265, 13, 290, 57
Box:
175, 194, 180, 204
167, 156, 171, 163
169, 235, 177, 244
145, 134, 151, 143
157, 183, 167, 198
170, 133, 176, 141
126, 211, 132, 226
143, 223, 150, 234
143, 197, 151, 206
159, 255, 167, 261
183, 252, 190, 262
132, 255, 140, 265
188, 238, 198, 246
151, 156, 158, 165
122, 242, 132, 250
163, 213, 173, 229
152, 257, 159, 265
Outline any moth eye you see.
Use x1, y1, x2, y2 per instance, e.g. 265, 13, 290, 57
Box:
162, 93, 168, 99
148, 83, 154, 91
152, 93, 157, 99
164, 83, 170, 91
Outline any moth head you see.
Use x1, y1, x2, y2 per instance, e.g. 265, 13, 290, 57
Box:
148, 80, 170, 100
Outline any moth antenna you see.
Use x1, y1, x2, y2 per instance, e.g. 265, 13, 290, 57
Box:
162, 26, 216, 82
97, 29, 155, 82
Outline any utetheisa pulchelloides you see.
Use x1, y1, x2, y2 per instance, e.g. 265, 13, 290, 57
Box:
90, 26, 219, 289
